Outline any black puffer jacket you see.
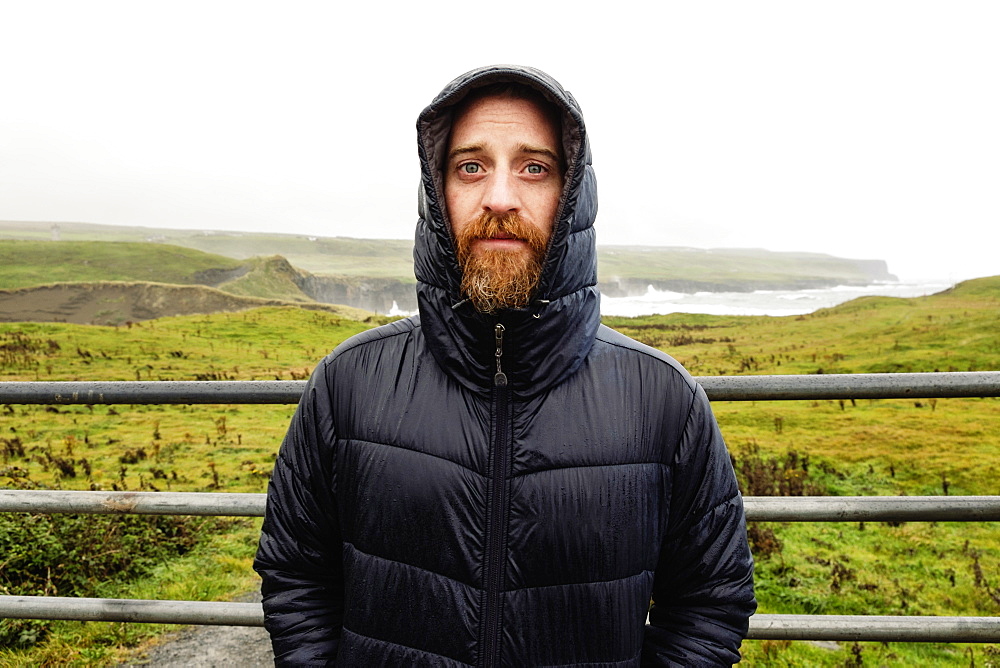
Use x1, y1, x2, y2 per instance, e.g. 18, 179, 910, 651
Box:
254, 65, 755, 667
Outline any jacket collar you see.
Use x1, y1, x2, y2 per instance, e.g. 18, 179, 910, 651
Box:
414, 65, 600, 398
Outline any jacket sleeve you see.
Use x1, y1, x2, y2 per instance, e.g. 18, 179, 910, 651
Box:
254, 359, 344, 666
643, 383, 756, 667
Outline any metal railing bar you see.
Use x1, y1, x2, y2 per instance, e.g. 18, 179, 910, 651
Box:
698, 371, 1000, 401
0, 380, 305, 405
1, 596, 997, 641
2, 372, 999, 405
0, 490, 267, 516
3, 490, 999, 522
745, 614, 1000, 642
0, 596, 262, 626
744, 496, 1000, 522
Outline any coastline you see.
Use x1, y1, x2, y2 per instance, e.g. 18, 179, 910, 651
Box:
599, 279, 953, 318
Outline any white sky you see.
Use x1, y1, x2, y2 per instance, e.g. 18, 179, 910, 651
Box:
1, 1, 998, 282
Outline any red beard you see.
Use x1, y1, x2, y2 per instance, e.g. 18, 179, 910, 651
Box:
454, 211, 549, 314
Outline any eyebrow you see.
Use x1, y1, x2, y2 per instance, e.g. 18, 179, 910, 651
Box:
447, 144, 484, 161
447, 143, 562, 165
518, 143, 562, 164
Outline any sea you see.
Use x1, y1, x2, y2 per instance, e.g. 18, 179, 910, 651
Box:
387, 280, 954, 318
599, 280, 953, 318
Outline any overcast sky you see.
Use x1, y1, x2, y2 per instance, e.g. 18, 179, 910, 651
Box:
1, 1, 997, 282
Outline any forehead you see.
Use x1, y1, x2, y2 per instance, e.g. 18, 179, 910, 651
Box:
448, 95, 561, 153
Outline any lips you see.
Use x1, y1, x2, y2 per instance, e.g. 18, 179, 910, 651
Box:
455, 211, 548, 264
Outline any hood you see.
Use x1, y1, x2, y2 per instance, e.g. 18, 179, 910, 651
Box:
414, 65, 600, 398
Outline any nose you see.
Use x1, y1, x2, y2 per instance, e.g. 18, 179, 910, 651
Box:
482, 171, 520, 213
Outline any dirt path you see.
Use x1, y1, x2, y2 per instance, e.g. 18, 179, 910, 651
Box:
118, 624, 273, 667
117, 593, 273, 668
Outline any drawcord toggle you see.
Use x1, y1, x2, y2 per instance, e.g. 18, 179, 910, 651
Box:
494, 324, 507, 387
531, 299, 551, 319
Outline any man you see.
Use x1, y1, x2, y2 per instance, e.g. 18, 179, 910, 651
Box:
254, 65, 756, 666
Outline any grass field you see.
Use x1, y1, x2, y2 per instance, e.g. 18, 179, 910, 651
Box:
0, 241, 243, 290
1, 277, 998, 665
0, 241, 317, 305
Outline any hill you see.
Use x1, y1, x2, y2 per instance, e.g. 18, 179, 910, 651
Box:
0, 281, 374, 325
597, 245, 895, 294
0, 241, 417, 322
1, 220, 897, 291
0, 240, 245, 287
0, 221, 415, 280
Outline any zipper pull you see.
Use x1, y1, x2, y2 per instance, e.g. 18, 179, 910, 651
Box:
494, 323, 507, 387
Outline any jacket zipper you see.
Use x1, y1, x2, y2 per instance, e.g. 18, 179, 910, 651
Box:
481, 323, 510, 668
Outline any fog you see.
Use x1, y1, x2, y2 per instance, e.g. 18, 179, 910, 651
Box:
2, 1, 997, 282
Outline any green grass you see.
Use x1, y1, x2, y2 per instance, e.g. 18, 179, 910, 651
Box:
1, 308, 372, 495
1, 277, 999, 665
0, 241, 320, 304
214, 256, 313, 302
603, 275, 1000, 377
0, 241, 243, 290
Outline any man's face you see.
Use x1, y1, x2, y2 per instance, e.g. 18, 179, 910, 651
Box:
445, 94, 563, 313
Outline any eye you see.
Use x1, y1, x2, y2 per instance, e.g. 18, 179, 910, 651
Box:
526, 164, 545, 175
460, 163, 481, 174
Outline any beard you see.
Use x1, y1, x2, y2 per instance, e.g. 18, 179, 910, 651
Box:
453, 211, 549, 314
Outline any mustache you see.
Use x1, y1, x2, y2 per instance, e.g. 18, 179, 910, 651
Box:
454, 212, 548, 257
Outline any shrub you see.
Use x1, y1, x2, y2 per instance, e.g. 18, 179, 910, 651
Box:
732, 443, 829, 559
0, 505, 228, 648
